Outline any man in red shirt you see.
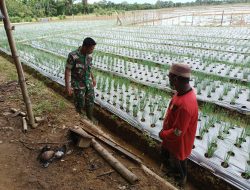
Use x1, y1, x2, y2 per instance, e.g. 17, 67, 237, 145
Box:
159, 63, 198, 187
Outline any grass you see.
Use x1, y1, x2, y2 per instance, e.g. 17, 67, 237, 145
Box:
0, 56, 18, 81
142, 132, 157, 148
33, 100, 54, 115
30, 80, 68, 115
0, 60, 68, 117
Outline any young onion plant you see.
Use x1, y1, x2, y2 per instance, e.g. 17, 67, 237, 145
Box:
141, 110, 147, 122
197, 122, 206, 140
205, 136, 218, 158
132, 101, 139, 117
150, 113, 159, 128
235, 128, 246, 148
125, 96, 130, 113
222, 150, 231, 168
218, 126, 226, 140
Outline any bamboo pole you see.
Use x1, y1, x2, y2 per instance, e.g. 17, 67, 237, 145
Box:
0, 0, 35, 128
140, 164, 177, 190
91, 139, 139, 184
22, 117, 28, 133
221, 10, 224, 26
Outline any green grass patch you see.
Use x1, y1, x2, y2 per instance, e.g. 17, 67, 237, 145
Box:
0, 56, 18, 81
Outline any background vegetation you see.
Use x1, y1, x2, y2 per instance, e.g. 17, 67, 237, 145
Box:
3, 0, 250, 23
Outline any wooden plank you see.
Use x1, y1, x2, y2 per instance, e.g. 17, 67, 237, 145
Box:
79, 124, 142, 164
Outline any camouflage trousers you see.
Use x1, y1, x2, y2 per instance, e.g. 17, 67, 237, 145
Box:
73, 87, 95, 120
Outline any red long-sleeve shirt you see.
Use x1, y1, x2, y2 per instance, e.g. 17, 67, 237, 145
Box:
159, 89, 198, 160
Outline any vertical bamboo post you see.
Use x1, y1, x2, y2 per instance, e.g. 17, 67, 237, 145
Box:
153, 11, 155, 26
0, 0, 36, 128
230, 13, 233, 26
191, 13, 194, 26
221, 10, 224, 26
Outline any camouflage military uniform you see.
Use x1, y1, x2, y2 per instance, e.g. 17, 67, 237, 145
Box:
66, 47, 95, 118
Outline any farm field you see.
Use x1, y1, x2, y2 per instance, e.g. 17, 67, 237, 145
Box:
0, 5, 250, 189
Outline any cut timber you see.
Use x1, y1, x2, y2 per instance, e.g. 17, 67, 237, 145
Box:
10, 108, 26, 117
35, 116, 45, 123
22, 117, 27, 133
80, 119, 114, 140
140, 164, 177, 190
69, 126, 93, 148
91, 139, 138, 184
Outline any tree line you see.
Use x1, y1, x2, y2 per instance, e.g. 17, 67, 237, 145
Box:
4, 0, 250, 23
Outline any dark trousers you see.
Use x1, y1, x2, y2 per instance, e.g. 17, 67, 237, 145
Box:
161, 148, 187, 180
74, 88, 95, 120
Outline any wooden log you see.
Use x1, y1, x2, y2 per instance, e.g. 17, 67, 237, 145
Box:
80, 119, 114, 140
10, 108, 18, 113
10, 108, 26, 117
91, 139, 138, 184
140, 164, 178, 190
69, 126, 93, 148
22, 117, 27, 133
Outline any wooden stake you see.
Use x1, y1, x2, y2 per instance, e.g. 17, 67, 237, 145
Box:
22, 117, 28, 133
0, 0, 35, 128
96, 170, 115, 177
221, 10, 224, 26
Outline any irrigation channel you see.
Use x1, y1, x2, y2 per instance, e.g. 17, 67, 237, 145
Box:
0, 18, 249, 190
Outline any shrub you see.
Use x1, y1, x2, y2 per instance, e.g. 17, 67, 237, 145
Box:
24, 17, 32, 22
58, 15, 66, 20
10, 16, 22, 23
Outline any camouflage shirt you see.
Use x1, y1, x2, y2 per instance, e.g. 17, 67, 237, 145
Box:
66, 47, 93, 90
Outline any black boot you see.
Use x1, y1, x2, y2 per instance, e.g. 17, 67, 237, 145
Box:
86, 105, 94, 121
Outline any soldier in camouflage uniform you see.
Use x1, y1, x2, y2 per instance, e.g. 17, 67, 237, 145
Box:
65, 37, 96, 120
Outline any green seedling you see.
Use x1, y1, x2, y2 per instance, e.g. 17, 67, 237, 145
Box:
206, 136, 218, 158
150, 114, 158, 128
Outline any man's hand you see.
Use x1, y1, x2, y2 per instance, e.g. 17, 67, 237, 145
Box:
66, 86, 73, 96
159, 129, 164, 140
92, 79, 96, 87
